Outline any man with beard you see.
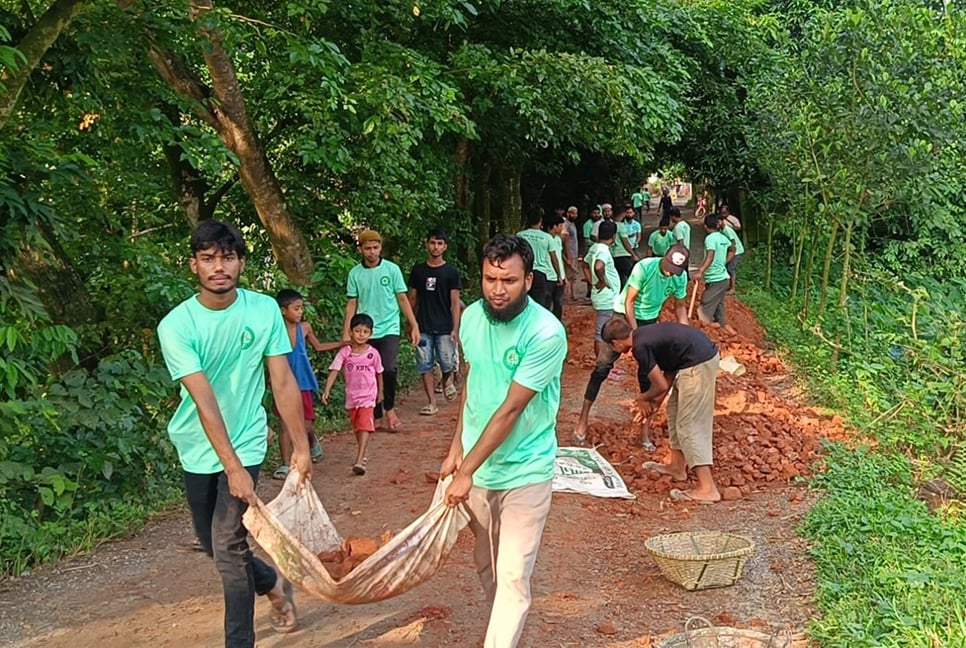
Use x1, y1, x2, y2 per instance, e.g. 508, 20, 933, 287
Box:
157, 220, 309, 646
342, 229, 421, 431
440, 233, 567, 648
561, 206, 579, 301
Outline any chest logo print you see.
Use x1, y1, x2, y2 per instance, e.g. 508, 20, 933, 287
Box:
503, 346, 521, 370
380, 276, 391, 286
240, 327, 255, 350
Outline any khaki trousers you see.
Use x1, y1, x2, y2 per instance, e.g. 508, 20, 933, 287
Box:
667, 353, 719, 467
466, 479, 553, 648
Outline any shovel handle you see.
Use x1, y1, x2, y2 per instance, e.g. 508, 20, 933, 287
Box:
687, 280, 700, 319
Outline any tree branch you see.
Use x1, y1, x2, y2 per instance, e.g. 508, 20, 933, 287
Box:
146, 44, 220, 131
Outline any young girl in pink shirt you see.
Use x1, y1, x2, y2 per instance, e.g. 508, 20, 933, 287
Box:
322, 313, 384, 475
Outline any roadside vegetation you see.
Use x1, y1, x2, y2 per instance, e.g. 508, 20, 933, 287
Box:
2, 1, 965, 644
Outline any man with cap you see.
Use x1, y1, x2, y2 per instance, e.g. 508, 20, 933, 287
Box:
601, 316, 722, 504
572, 245, 690, 446
342, 229, 420, 431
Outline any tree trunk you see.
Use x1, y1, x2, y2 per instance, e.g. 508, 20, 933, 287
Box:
837, 220, 853, 310
764, 218, 774, 291
147, 1, 314, 284
454, 137, 470, 212
498, 164, 522, 233
473, 153, 492, 256
159, 104, 212, 227
817, 219, 840, 320
800, 229, 820, 320
790, 225, 806, 299
0, 0, 91, 130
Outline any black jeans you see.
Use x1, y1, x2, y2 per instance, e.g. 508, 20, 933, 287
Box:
550, 282, 564, 320
582, 317, 656, 402
369, 334, 400, 417
184, 466, 277, 648
614, 256, 635, 289
529, 270, 552, 310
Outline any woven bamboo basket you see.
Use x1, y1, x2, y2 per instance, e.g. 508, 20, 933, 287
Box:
645, 531, 755, 591
657, 617, 790, 648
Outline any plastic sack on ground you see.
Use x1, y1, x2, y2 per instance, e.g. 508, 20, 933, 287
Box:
553, 446, 636, 499
243, 470, 469, 604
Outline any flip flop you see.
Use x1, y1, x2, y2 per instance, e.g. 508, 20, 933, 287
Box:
272, 465, 290, 480
444, 383, 458, 401
669, 488, 719, 505
571, 433, 587, 446
420, 404, 439, 416
270, 578, 298, 634
310, 441, 323, 463
352, 457, 368, 476
641, 461, 686, 481
641, 439, 657, 452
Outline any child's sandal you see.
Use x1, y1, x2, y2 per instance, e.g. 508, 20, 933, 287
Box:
352, 457, 368, 476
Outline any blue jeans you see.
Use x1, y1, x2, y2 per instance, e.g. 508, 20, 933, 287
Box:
184, 466, 278, 648
415, 333, 457, 373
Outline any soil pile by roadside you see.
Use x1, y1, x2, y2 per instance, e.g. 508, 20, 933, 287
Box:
572, 294, 849, 499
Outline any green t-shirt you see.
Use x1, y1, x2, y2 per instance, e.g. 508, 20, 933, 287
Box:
516, 228, 555, 277
584, 242, 620, 311
614, 257, 687, 320
459, 298, 567, 490
648, 229, 675, 257
546, 234, 563, 281
722, 224, 744, 256
346, 259, 407, 338
626, 219, 642, 250
704, 231, 733, 283
582, 218, 595, 241
158, 289, 291, 474
673, 220, 691, 250
611, 221, 633, 258
631, 192, 644, 208
642, 190, 651, 203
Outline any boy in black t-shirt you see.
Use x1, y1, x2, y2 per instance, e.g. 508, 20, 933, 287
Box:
602, 317, 722, 504
408, 230, 463, 415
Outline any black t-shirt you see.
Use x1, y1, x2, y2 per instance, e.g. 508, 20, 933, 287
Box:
408, 262, 462, 334
631, 322, 717, 376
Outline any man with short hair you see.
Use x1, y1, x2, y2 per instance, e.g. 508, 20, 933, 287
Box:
157, 220, 309, 646
343, 229, 421, 431
582, 205, 602, 246
670, 207, 691, 250
441, 233, 568, 648
562, 206, 580, 301
642, 186, 652, 214
516, 212, 559, 311
408, 229, 463, 415
611, 205, 640, 288
573, 245, 690, 445
694, 214, 735, 327
591, 203, 614, 241
646, 216, 676, 257
602, 317, 722, 504
582, 220, 620, 357
718, 205, 744, 293
630, 188, 645, 221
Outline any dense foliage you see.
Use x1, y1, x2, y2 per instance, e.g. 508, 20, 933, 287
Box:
2, 3, 966, 644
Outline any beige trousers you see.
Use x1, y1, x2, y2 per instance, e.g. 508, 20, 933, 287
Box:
466, 479, 553, 648
667, 353, 719, 467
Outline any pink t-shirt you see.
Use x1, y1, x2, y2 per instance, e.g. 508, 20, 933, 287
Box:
329, 345, 383, 408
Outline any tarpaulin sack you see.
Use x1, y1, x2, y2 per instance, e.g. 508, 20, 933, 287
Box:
243, 469, 469, 604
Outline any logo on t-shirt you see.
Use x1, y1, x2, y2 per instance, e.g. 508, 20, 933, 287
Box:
240, 327, 255, 350
380, 276, 391, 286
503, 346, 521, 370
426, 277, 437, 291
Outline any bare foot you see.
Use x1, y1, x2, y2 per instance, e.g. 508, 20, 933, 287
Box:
642, 461, 687, 481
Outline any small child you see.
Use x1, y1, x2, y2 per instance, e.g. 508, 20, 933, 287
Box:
273, 289, 346, 479
322, 313, 384, 475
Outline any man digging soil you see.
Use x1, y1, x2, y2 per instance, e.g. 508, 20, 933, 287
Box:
601, 317, 722, 504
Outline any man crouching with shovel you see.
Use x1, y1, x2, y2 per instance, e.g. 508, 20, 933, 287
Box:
601, 317, 722, 504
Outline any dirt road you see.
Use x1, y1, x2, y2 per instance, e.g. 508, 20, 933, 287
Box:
0, 295, 830, 647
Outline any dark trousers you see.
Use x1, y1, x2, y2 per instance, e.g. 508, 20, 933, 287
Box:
633, 206, 642, 221
184, 466, 277, 648
550, 282, 564, 320
370, 334, 400, 416
700, 279, 729, 327
583, 317, 656, 402
614, 256, 635, 289
529, 270, 552, 310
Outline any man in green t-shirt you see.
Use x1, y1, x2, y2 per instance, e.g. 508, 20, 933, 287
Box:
157, 220, 309, 644
670, 207, 691, 250
642, 187, 652, 214
719, 205, 744, 293
630, 189, 644, 221
646, 216, 676, 257
441, 233, 567, 648
342, 229, 420, 431
583, 220, 621, 357
611, 205, 640, 288
516, 212, 560, 311
694, 214, 735, 327
573, 246, 690, 446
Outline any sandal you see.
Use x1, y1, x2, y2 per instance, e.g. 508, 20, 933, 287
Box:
641, 439, 657, 452
272, 465, 290, 480
310, 441, 323, 463
669, 488, 719, 505
352, 457, 369, 476
419, 404, 439, 416
444, 383, 458, 401
270, 577, 298, 634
